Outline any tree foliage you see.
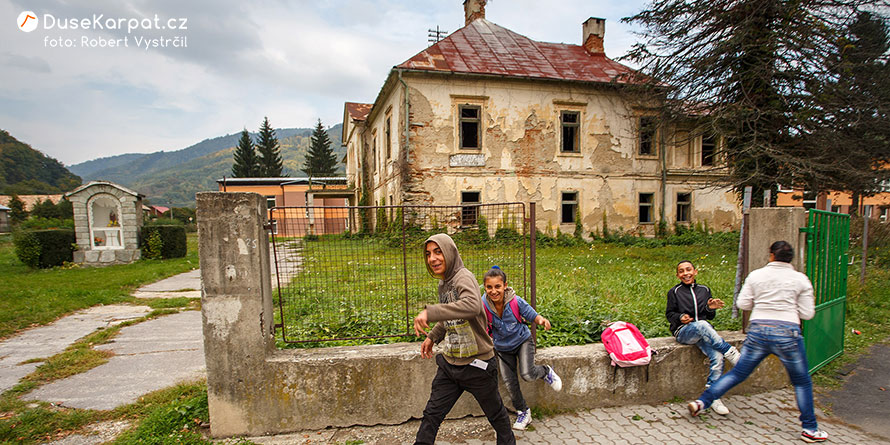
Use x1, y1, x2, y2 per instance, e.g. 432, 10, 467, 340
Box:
0, 130, 81, 194
256, 117, 284, 177
622, 0, 890, 204
803, 11, 890, 203
302, 119, 339, 177
8, 194, 27, 224
231, 129, 260, 177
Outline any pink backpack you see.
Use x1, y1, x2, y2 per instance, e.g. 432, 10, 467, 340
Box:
601, 321, 652, 367
482, 298, 523, 337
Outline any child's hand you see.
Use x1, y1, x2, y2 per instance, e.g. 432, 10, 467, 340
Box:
414, 309, 430, 336
708, 298, 725, 310
535, 315, 552, 330
420, 338, 434, 359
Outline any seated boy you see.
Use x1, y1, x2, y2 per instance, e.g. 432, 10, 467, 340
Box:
666, 260, 740, 415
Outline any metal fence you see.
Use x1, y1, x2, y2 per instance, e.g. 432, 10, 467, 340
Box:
269, 202, 533, 344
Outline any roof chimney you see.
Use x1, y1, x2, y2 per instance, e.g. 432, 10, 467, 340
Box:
582, 17, 605, 54
464, 0, 486, 26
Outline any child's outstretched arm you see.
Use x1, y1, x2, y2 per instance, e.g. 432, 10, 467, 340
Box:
534, 315, 552, 330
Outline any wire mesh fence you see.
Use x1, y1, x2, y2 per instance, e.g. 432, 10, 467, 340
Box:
849, 214, 890, 284
269, 202, 531, 344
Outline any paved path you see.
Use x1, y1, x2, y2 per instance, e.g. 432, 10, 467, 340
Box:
25, 310, 205, 410
819, 342, 890, 439
0, 305, 151, 393
236, 388, 890, 444
131, 268, 201, 299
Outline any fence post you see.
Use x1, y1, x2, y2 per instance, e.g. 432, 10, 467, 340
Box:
196, 192, 275, 437
529, 202, 537, 340
861, 207, 870, 286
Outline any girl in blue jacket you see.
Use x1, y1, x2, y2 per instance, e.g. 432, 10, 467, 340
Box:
482, 266, 562, 430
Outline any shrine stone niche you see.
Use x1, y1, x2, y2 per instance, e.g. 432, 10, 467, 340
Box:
66, 181, 144, 266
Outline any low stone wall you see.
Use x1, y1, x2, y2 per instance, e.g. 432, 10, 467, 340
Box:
210, 333, 784, 436
197, 192, 788, 438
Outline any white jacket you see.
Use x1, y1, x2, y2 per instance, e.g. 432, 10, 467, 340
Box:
737, 262, 815, 324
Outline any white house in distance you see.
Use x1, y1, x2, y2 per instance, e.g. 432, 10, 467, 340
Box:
343, 0, 740, 236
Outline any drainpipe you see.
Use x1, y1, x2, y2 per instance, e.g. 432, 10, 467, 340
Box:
397, 69, 411, 164
659, 122, 667, 228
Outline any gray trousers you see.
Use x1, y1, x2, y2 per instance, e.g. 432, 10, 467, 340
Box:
495, 337, 548, 412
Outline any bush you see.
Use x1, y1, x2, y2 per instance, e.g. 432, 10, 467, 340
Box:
17, 217, 74, 230
13, 228, 76, 268
140, 225, 187, 259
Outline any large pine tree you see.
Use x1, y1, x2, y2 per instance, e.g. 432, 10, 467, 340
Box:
231, 129, 260, 177
301, 119, 339, 177
622, 0, 887, 204
256, 117, 283, 177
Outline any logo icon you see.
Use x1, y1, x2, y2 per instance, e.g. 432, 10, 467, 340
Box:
18, 11, 37, 32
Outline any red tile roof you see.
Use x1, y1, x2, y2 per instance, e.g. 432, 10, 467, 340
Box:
397, 19, 638, 84
345, 102, 373, 122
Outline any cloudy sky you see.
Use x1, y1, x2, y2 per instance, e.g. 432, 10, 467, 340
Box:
1, 0, 648, 166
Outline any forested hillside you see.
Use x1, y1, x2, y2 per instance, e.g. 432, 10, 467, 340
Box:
0, 130, 82, 194
69, 125, 344, 207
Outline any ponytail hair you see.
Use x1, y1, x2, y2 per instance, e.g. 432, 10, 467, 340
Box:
484, 265, 507, 283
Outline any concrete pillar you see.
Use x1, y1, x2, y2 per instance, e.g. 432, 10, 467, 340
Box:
196, 192, 275, 437
747, 207, 807, 273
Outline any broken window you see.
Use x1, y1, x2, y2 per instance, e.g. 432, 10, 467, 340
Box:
561, 111, 580, 153
461, 191, 481, 226
676, 192, 691, 223
561, 192, 578, 224
459, 105, 481, 150
639, 116, 656, 156
701, 134, 716, 166
639, 193, 654, 223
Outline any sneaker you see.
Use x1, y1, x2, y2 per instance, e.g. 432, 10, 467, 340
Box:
688, 400, 704, 417
801, 429, 828, 443
512, 408, 532, 430
710, 398, 730, 415
724, 346, 741, 366
544, 365, 562, 392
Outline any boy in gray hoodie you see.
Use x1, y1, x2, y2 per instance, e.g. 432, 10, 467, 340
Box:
413, 233, 515, 445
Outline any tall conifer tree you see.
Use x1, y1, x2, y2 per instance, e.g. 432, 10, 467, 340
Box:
232, 129, 260, 177
256, 117, 283, 177
302, 119, 339, 177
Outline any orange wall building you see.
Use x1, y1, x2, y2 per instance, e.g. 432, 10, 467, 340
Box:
216, 177, 354, 236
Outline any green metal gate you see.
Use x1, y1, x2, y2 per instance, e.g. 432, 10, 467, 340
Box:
800, 209, 850, 374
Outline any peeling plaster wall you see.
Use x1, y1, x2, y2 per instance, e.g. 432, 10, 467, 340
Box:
357, 73, 741, 234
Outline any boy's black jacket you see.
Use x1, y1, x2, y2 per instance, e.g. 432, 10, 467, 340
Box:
666, 282, 716, 336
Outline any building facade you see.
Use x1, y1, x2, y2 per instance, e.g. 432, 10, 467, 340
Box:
344, 1, 740, 236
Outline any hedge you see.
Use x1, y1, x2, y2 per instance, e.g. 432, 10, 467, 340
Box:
140, 225, 187, 259
13, 229, 76, 268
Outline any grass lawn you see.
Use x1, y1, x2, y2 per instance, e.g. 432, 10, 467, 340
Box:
275, 234, 742, 347
0, 233, 199, 340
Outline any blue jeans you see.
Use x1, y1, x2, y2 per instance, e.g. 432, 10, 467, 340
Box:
675, 321, 733, 387
699, 321, 817, 431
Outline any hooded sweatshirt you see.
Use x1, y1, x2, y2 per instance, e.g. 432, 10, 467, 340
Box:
423, 233, 495, 366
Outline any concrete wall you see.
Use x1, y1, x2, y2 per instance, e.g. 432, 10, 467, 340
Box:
199, 192, 786, 438
747, 207, 808, 273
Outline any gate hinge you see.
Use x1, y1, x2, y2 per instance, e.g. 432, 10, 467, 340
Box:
799, 227, 813, 234
274, 323, 283, 329
264, 221, 276, 231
